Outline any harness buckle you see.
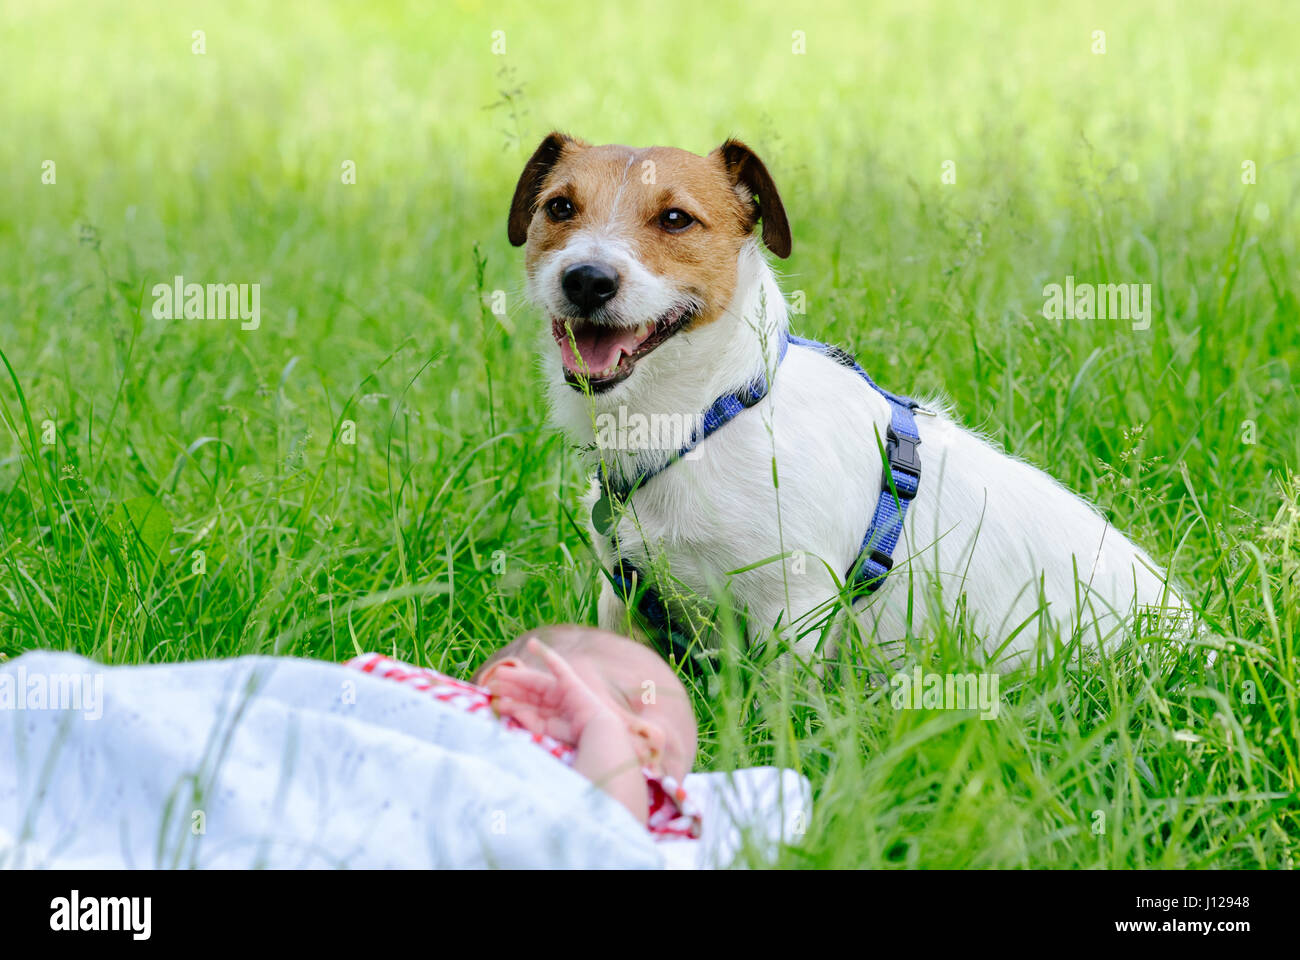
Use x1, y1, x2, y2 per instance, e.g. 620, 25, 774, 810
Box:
883, 426, 921, 498
849, 549, 894, 593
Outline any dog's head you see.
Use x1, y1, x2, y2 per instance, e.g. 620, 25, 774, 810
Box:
508, 133, 790, 396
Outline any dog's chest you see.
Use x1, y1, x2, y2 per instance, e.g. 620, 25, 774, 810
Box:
590, 350, 890, 610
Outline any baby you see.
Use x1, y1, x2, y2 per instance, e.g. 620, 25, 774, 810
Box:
475, 625, 699, 829
348, 625, 701, 837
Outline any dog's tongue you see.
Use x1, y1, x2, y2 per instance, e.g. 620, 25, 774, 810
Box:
560, 323, 647, 375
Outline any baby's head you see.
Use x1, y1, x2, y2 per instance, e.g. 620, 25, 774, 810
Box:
475, 625, 698, 782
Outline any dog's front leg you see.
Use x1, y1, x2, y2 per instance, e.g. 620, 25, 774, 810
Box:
597, 576, 656, 647
596, 576, 629, 633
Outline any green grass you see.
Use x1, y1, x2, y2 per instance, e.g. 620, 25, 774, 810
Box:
1, 0, 1297, 867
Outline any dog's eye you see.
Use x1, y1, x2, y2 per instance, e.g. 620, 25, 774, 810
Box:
659, 208, 695, 233
545, 197, 576, 222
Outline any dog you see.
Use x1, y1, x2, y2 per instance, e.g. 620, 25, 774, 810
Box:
509, 132, 1190, 668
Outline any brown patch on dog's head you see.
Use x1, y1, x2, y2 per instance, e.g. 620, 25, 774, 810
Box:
507, 131, 587, 247
711, 139, 791, 258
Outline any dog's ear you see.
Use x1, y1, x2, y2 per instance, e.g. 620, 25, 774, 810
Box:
508, 132, 580, 247
712, 139, 791, 258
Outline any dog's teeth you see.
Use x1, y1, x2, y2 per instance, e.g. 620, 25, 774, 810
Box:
634, 321, 650, 339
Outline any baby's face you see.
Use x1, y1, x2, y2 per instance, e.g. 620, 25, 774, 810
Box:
562, 644, 698, 783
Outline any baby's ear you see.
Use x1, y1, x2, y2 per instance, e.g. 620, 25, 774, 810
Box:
476, 657, 522, 686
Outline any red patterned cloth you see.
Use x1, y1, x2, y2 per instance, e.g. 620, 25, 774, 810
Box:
346, 653, 701, 841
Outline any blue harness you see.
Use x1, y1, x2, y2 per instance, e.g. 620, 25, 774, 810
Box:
596, 333, 923, 664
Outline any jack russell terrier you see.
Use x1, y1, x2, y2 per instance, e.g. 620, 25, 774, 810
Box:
508, 132, 1190, 669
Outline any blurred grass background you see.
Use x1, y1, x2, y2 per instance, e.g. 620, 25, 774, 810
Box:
1, 0, 1298, 866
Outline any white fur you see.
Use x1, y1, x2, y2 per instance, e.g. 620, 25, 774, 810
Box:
535, 239, 1186, 667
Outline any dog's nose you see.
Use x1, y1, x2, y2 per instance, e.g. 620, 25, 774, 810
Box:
561, 262, 620, 315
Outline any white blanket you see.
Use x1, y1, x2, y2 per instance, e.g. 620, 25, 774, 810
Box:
0, 652, 809, 869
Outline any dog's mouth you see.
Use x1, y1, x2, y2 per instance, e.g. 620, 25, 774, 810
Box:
552, 303, 695, 392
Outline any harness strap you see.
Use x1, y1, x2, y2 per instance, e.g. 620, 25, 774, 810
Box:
597, 332, 922, 658
597, 335, 791, 505
784, 336, 923, 592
